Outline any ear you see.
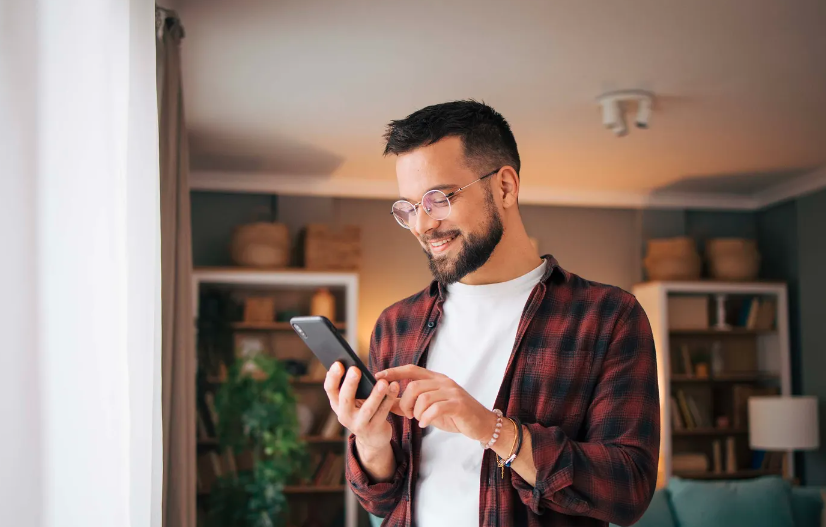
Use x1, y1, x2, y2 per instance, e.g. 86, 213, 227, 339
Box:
497, 167, 520, 209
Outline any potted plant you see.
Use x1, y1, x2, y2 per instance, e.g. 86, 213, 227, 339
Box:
206, 355, 308, 527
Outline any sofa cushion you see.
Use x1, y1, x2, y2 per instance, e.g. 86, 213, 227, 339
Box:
790, 487, 825, 527
610, 488, 675, 527
667, 476, 795, 527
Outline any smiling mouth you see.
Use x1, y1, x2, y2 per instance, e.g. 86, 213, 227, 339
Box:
427, 234, 458, 254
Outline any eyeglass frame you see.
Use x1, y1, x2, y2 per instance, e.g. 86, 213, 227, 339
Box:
390, 167, 502, 229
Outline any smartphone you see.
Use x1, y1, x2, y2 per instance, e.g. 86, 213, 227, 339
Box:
290, 316, 376, 399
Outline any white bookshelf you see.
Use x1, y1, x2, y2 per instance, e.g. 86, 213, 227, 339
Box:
193, 267, 359, 527
632, 281, 791, 487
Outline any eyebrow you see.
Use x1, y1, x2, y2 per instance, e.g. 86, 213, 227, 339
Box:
399, 183, 457, 202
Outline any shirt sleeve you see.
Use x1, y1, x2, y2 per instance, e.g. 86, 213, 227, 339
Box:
343, 319, 409, 518
510, 297, 661, 526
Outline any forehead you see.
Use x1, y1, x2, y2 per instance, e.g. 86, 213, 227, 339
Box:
395, 136, 474, 201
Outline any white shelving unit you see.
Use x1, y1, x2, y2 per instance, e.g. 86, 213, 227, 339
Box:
193, 267, 359, 527
632, 281, 791, 487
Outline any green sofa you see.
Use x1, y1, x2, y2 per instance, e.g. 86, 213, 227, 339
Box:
368, 476, 824, 527
614, 476, 824, 527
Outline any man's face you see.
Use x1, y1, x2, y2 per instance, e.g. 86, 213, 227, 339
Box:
395, 136, 503, 284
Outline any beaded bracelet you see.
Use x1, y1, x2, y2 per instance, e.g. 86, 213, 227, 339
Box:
480, 409, 504, 449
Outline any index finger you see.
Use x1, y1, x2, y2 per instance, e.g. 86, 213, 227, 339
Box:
375, 364, 436, 382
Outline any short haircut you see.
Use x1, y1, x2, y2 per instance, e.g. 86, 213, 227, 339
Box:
383, 100, 521, 176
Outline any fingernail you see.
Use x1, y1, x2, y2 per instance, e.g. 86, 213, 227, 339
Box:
375, 371, 386, 379
419, 421, 426, 428
377, 382, 386, 393
390, 383, 399, 393
347, 368, 356, 379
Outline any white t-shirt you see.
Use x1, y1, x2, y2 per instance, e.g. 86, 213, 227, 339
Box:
414, 260, 547, 527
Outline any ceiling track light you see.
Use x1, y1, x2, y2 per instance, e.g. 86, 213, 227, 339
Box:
597, 90, 654, 137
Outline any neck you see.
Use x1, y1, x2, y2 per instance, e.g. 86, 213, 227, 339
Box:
459, 219, 542, 286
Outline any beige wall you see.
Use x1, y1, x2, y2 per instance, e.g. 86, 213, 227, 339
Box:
277, 196, 642, 354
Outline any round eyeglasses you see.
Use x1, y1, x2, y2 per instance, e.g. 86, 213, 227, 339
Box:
390, 168, 501, 229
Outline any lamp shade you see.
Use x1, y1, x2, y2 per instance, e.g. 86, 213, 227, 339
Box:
749, 396, 819, 450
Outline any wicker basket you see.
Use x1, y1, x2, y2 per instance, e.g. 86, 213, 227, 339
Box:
300, 224, 360, 270
230, 222, 290, 268
706, 238, 760, 281
643, 237, 702, 281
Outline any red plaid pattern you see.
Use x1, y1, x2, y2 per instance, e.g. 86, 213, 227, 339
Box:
346, 255, 660, 526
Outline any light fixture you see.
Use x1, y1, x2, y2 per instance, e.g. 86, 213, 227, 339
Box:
597, 90, 654, 137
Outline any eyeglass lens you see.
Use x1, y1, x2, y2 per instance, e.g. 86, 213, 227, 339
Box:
392, 189, 452, 228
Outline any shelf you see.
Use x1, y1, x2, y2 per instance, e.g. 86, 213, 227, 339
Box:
672, 428, 748, 436
197, 436, 343, 447
283, 485, 346, 494
232, 321, 347, 331
673, 469, 779, 480
205, 376, 325, 386
669, 328, 775, 336
671, 374, 779, 383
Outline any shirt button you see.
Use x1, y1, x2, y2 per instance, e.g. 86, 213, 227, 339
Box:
427, 321, 435, 328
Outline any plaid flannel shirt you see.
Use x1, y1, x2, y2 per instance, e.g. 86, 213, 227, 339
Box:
345, 255, 660, 527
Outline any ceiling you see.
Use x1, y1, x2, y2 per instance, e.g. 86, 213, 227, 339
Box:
177, 0, 826, 207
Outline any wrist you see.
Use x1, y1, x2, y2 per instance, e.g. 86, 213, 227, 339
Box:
355, 437, 391, 460
476, 409, 503, 444
491, 417, 517, 457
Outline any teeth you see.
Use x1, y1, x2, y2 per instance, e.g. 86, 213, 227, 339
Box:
430, 236, 455, 247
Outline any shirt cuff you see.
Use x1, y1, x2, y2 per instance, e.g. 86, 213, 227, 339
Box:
510, 423, 587, 516
345, 433, 407, 513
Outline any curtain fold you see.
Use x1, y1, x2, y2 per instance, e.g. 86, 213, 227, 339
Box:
157, 7, 196, 527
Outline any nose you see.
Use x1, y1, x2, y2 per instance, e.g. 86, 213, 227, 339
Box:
411, 206, 440, 238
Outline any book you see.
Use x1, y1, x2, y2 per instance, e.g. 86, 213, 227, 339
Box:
323, 454, 345, 486
751, 450, 767, 470
676, 390, 695, 429
312, 452, 336, 485
670, 397, 685, 430
672, 453, 708, 472
681, 346, 693, 377
686, 394, 708, 428
320, 411, 343, 438
725, 437, 737, 473
204, 393, 219, 428
755, 299, 777, 330
745, 298, 761, 329
712, 440, 723, 473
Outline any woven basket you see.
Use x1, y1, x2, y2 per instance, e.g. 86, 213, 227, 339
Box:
643, 237, 702, 281
230, 222, 290, 268
706, 238, 760, 281
300, 224, 360, 270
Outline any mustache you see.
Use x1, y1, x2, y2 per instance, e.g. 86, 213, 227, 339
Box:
421, 230, 461, 244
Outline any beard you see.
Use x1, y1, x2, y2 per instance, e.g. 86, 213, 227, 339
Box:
424, 191, 504, 285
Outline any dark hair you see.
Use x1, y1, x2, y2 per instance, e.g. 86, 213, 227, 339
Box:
383, 100, 521, 176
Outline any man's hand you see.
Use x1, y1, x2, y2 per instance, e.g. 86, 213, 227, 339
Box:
324, 362, 399, 453
376, 365, 497, 443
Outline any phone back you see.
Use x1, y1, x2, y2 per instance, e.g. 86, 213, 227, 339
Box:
290, 316, 375, 398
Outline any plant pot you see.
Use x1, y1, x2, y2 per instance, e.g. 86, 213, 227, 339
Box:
706, 238, 760, 281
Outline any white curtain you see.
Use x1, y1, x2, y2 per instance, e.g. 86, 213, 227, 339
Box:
0, 0, 163, 526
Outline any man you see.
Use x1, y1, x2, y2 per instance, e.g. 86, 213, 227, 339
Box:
323, 100, 659, 527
